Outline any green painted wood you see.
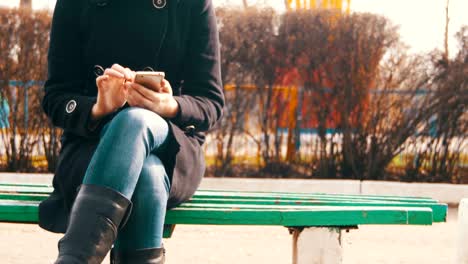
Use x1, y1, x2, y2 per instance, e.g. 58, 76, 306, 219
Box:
0, 183, 433, 201
163, 224, 176, 238
0, 183, 447, 228
163, 207, 433, 226
0, 183, 52, 188
200, 189, 435, 201
190, 195, 437, 207
194, 190, 437, 204
0, 192, 446, 222
0, 184, 436, 201
185, 198, 447, 222
0, 200, 177, 238
0, 185, 438, 204
0, 184, 447, 223
0, 200, 39, 223
0, 186, 53, 194
0, 193, 49, 201
0, 190, 438, 206
0, 191, 439, 209
0, 200, 433, 226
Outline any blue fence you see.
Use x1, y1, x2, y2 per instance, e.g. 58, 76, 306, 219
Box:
0, 80, 45, 129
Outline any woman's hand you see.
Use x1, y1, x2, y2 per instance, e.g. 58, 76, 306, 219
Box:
126, 79, 179, 118
91, 64, 134, 121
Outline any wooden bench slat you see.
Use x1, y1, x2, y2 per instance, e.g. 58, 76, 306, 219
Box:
0, 186, 54, 194
0, 191, 438, 205
185, 198, 447, 222
0, 191, 438, 206
166, 207, 433, 226
0, 185, 437, 204
0, 183, 447, 229
0, 193, 447, 222
195, 190, 437, 203
0, 183, 434, 199
180, 202, 444, 223
0, 183, 52, 188
0, 193, 49, 201
199, 189, 435, 200
0, 183, 435, 202
193, 194, 437, 206
0, 200, 433, 226
0, 193, 446, 222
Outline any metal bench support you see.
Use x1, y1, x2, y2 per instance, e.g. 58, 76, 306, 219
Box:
291, 227, 343, 264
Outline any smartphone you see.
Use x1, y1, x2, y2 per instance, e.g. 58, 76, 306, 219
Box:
134, 71, 165, 92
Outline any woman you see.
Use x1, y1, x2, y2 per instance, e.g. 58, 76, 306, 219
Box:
39, 0, 224, 263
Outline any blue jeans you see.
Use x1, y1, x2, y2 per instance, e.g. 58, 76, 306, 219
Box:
82, 107, 171, 250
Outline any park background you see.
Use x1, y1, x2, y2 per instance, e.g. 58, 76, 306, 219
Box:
0, 0, 466, 183
0, 1, 467, 264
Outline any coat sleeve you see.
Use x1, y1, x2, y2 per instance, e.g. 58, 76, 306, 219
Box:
41, 0, 100, 138
170, 0, 225, 133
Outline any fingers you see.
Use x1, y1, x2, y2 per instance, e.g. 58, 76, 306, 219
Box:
124, 67, 135, 82
127, 82, 157, 101
104, 68, 125, 79
111, 63, 126, 74
96, 64, 135, 84
111, 64, 134, 81
160, 79, 172, 94
126, 84, 154, 109
96, 75, 109, 88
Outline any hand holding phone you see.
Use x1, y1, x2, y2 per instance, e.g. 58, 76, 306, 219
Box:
126, 73, 178, 118
134, 71, 165, 92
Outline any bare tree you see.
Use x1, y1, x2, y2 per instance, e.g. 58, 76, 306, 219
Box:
0, 9, 53, 172
444, 0, 450, 61
406, 26, 467, 183
213, 8, 276, 176
276, 10, 340, 176
329, 13, 404, 180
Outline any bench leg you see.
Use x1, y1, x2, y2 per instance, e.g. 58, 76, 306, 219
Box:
457, 199, 468, 264
291, 227, 342, 264
163, 224, 176, 238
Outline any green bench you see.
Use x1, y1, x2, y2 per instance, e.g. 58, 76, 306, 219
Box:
0, 183, 448, 264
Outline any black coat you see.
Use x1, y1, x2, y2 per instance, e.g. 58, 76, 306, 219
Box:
39, 0, 224, 233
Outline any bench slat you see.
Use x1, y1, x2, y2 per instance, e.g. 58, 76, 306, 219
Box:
166, 207, 433, 226
0, 193, 49, 201
195, 190, 437, 203
0, 194, 447, 223
0, 193, 446, 222
0, 185, 438, 204
199, 189, 435, 200
0, 188, 447, 223
0, 183, 435, 200
185, 198, 447, 222
0, 186, 53, 194
0, 200, 433, 226
0, 183, 52, 188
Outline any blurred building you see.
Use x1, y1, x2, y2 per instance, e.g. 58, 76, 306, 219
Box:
285, 0, 351, 13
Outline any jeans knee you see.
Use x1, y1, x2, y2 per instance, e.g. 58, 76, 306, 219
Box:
111, 107, 168, 135
137, 156, 170, 201
104, 108, 170, 150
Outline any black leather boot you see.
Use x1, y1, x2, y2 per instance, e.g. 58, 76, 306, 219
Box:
110, 247, 165, 264
55, 184, 132, 264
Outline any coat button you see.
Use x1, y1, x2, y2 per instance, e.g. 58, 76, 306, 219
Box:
184, 125, 195, 135
95, 0, 107, 7
153, 0, 166, 9
93, 65, 104, 77
66, 100, 77, 114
